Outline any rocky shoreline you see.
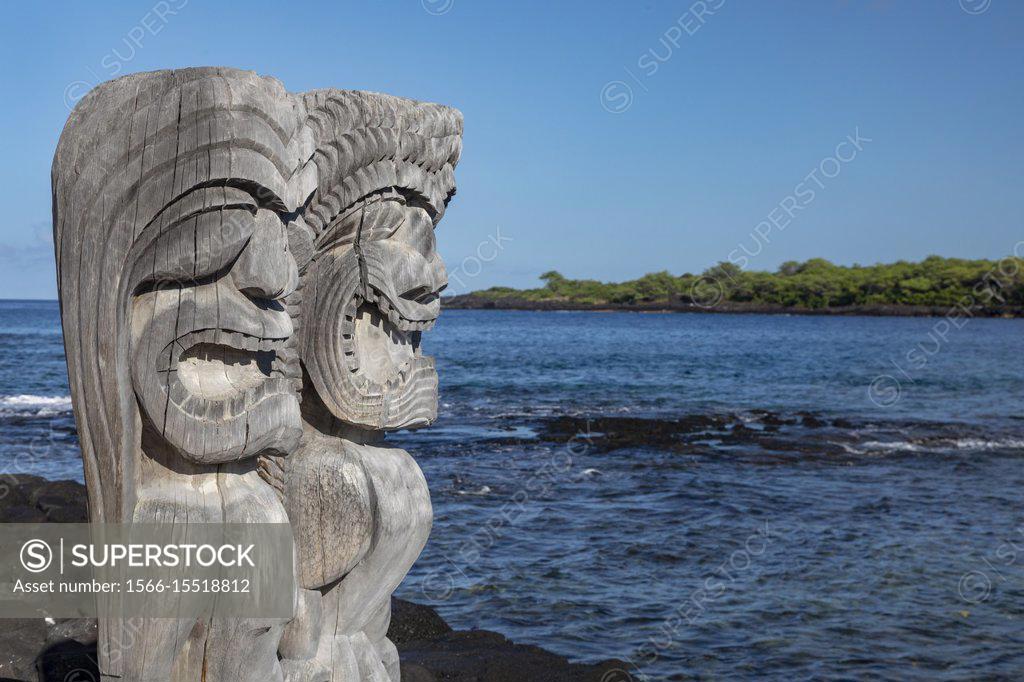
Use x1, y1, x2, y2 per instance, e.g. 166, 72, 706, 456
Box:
0, 475, 627, 682
443, 294, 1024, 318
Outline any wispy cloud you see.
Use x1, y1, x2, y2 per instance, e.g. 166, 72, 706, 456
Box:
0, 221, 57, 298
0, 221, 54, 266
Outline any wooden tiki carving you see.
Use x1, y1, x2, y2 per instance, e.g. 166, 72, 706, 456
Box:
52, 67, 462, 682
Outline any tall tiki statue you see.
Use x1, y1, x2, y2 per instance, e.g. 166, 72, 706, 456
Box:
52, 67, 462, 682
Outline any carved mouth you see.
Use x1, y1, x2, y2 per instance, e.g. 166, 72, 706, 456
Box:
177, 343, 277, 401
342, 288, 433, 388
368, 285, 437, 333
162, 329, 298, 416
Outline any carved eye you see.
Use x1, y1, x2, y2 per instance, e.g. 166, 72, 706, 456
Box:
390, 206, 436, 258
130, 187, 262, 294
315, 189, 439, 253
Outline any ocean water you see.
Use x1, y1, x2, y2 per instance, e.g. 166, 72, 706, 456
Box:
2, 300, 1023, 680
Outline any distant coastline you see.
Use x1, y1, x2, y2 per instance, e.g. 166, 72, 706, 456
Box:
445, 256, 1024, 318
442, 294, 1024, 318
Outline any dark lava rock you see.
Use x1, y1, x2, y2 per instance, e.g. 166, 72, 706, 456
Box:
399, 661, 440, 681
0, 620, 46, 682
29, 480, 89, 523
0, 506, 48, 523
36, 641, 96, 682
0, 478, 31, 509
398, 629, 627, 682
540, 414, 726, 452
45, 619, 97, 647
389, 597, 453, 644
796, 412, 826, 428
0, 613, 99, 682
0, 475, 88, 524
534, 411, 878, 466
749, 410, 797, 427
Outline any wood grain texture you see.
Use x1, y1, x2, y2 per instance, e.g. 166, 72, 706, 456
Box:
282, 87, 460, 682
53, 67, 462, 681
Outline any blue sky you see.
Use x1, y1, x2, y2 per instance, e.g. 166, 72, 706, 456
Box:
0, 0, 1021, 299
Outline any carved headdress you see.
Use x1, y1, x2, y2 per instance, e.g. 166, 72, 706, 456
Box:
292, 90, 463, 429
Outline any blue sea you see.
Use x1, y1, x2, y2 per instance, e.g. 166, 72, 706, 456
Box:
2, 300, 1023, 680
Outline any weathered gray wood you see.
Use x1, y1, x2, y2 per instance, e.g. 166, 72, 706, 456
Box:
53, 67, 462, 681
280, 87, 460, 682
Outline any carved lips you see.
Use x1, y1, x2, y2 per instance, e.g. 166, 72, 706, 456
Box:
171, 330, 295, 412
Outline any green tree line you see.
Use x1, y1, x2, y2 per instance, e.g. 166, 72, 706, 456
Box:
468, 256, 1024, 309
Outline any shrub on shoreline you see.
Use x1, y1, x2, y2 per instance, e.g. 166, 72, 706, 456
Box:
468, 256, 1024, 309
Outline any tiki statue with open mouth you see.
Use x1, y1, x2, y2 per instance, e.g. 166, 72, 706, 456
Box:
52, 67, 461, 682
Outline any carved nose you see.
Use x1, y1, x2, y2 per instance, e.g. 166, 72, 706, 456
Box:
387, 246, 448, 304
231, 209, 299, 299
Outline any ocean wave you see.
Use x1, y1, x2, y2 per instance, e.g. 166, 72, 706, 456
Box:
858, 440, 924, 453
952, 438, 1024, 451
853, 437, 1024, 455
0, 394, 73, 418
456, 485, 492, 496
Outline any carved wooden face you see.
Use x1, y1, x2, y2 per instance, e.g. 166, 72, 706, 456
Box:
300, 191, 447, 430
129, 189, 302, 462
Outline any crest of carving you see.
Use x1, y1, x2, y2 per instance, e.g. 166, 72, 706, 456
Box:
52, 67, 461, 682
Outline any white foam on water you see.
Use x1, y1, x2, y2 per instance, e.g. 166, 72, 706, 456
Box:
457, 485, 492, 496
952, 438, 1024, 451
0, 394, 73, 417
858, 440, 924, 453
854, 437, 1024, 455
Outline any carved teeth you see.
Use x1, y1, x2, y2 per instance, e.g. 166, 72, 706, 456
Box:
164, 326, 294, 416
364, 286, 437, 333
337, 288, 439, 391
179, 395, 198, 416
